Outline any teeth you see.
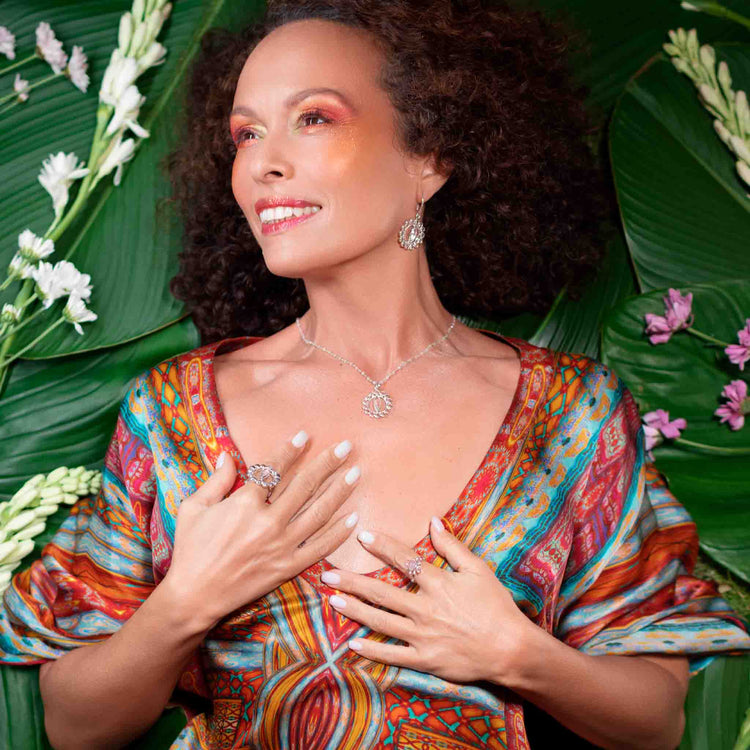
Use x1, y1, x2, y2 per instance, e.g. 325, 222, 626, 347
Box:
259, 205, 321, 224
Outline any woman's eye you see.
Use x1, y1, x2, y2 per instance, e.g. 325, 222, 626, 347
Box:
234, 129, 256, 144
299, 110, 330, 127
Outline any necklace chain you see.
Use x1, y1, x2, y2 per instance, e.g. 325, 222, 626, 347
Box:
295, 314, 458, 418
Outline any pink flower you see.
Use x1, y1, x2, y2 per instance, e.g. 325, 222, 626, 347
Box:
725, 318, 750, 371
715, 379, 749, 431
643, 288, 694, 344
642, 409, 687, 458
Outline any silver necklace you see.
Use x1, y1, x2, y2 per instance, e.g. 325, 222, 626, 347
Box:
295, 314, 458, 419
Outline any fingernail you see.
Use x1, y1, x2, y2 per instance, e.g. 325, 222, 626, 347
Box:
344, 465, 360, 485
345, 511, 359, 528
431, 515, 444, 533
291, 430, 308, 448
335, 439, 352, 458
321, 570, 341, 585
216, 452, 226, 469
329, 594, 347, 609
358, 530, 374, 544
349, 639, 362, 651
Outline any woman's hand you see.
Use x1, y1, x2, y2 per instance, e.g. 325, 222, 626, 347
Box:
163, 433, 361, 633
321, 516, 536, 685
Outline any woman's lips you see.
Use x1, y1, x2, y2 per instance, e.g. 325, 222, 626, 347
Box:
260, 209, 322, 235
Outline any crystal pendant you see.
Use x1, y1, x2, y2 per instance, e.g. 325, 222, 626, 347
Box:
362, 387, 393, 418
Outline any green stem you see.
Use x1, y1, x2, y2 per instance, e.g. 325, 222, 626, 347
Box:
1, 317, 65, 368
689, 3, 750, 33
686, 326, 732, 348
0, 304, 48, 346
0, 99, 20, 116
0, 54, 37, 77
0, 72, 59, 106
673, 437, 750, 456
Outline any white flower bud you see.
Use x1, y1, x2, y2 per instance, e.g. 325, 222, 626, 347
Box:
677, 28, 687, 46
729, 135, 750, 163
62, 493, 79, 505
0, 539, 34, 564
6, 510, 37, 533
698, 83, 727, 115
46, 467, 69, 483
10, 486, 39, 506
60, 478, 79, 492
133, 0, 145, 22
662, 43, 680, 57
672, 58, 691, 76
737, 160, 750, 188
718, 61, 732, 92
33, 504, 59, 518
68, 466, 85, 478
735, 90, 750, 137
686, 29, 699, 61
699, 44, 715, 71
130, 22, 147, 58
714, 118, 732, 145
40, 486, 63, 500
14, 521, 46, 541
119, 12, 134, 54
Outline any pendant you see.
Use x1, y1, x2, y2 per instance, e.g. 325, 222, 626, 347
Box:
362, 387, 393, 418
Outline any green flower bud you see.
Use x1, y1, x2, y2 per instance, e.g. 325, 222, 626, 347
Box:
737, 159, 750, 188
699, 44, 715, 71
735, 90, 750, 138
718, 61, 732, 93
730, 135, 750, 163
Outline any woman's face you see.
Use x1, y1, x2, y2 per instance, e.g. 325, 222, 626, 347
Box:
230, 19, 433, 278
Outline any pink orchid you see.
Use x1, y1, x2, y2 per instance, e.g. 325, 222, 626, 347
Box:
725, 318, 750, 371
643, 288, 694, 345
715, 379, 749, 431
642, 409, 687, 459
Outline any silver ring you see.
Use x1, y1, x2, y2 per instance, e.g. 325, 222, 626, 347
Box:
405, 555, 424, 581
247, 463, 281, 498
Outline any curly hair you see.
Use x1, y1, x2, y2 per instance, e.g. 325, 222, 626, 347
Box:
167, 0, 615, 344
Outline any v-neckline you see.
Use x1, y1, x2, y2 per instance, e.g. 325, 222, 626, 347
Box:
198, 328, 530, 589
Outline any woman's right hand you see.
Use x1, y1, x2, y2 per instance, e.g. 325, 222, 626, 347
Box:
162, 432, 360, 632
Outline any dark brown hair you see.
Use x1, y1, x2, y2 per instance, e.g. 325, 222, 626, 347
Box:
167, 0, 614, 343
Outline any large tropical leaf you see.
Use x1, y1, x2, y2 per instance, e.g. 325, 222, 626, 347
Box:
680, 654, 750, 750
0, 0, 264, 358
601, 280, 750, 581
609, 44, 750, 292
0, 315, 199, 500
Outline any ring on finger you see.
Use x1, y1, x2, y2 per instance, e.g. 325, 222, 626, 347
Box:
247, 463, 282, 500
405, 555, 424, 581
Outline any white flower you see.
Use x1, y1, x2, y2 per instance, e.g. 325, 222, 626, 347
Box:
66, 45, 89, 93
63, 293, 97, 335
52, 260, 92, 300
18, 229, 55, 262
7, 255, 34, 281
136, 42, 166, 75
38, 152, 90, 217
0, 26, 16, 60
35, 22, 68, 75
13, 73, 29, 102
118, 13, 134, 54
1, 304, 21, 325
105, 83, 149, 138
97, 135, 135, 186
99, 49, 138, 106
32, 261, 67, 308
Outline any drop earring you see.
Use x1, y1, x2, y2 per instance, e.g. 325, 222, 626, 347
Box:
398, 195, 426, 251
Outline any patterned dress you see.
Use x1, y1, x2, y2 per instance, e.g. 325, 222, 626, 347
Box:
1, 331, 748, 750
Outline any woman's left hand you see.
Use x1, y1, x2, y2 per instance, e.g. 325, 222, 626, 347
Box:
321, 516, 537, 685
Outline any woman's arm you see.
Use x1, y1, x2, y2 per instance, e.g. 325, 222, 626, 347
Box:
39, 579, 212, 750
497, 624, 689, 750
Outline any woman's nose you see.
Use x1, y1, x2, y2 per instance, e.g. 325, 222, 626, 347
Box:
248, 132, 295, 183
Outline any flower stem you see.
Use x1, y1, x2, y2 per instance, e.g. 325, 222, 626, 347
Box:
0, 54, 37, 77
0, 72, 59, 106
0, 99, 20, 116
1, 317, 65, 368
688, 2, 750, 32
673, 437, 750, 456
686, 326, 732, 348
0, 304, 48, 346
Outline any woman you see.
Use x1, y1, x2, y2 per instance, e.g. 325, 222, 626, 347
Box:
1, 1, 748, 748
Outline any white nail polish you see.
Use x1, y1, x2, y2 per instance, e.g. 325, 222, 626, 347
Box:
291, 430, 308, 448
335, 439, 352, 458
329, 594, 347, 608
344, 465, 360, 485
321, 570, 341, 585
345, 511, 359, 528
216, 452, 226, 469
358, 530, 374, 544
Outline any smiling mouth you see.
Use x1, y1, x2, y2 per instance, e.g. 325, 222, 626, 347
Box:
259, 206, 322, 235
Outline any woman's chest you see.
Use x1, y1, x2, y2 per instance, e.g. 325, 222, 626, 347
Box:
210, 347, 521, 574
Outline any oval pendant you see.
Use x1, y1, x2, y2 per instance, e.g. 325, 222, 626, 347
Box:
362, 388, 393, 418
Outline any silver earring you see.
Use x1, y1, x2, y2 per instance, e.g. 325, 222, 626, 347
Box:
398, 196, 426, 251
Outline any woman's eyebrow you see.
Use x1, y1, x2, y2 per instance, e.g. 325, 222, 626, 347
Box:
230, 87, 357, 118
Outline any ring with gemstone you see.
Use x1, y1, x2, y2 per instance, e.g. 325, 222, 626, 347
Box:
247, 463, 281, 499
405, 555, 424, 581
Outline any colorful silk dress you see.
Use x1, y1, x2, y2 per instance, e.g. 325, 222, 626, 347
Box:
0, 331, 748, 750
